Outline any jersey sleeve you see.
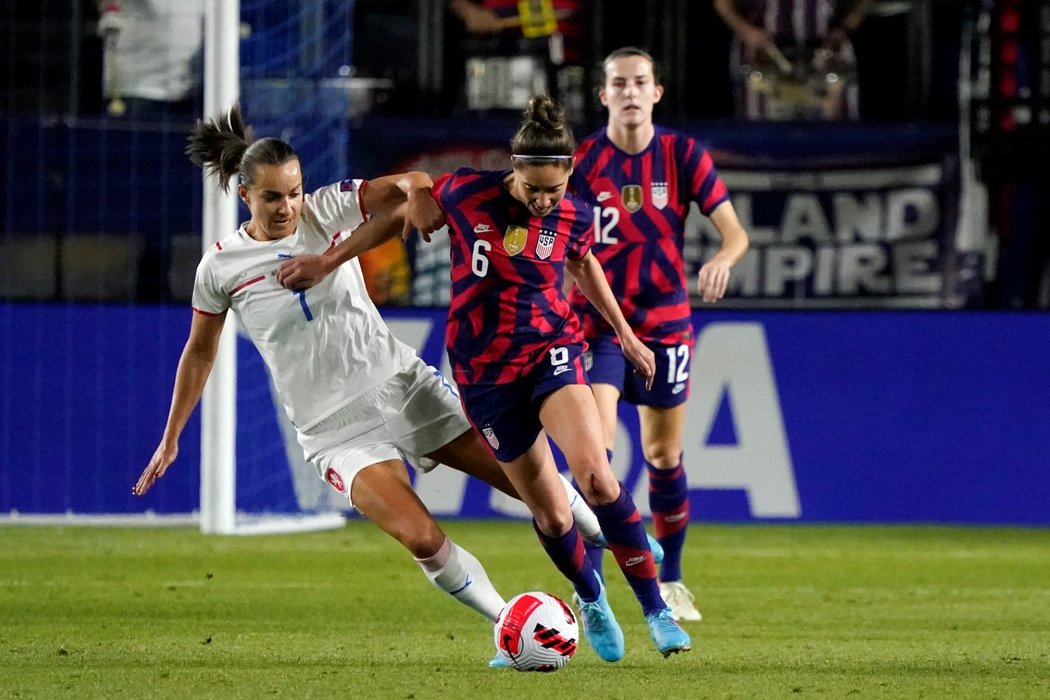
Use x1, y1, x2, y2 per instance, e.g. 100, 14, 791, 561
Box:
190, 252, 229, 316
567, 136, 600, 202
303, 179, 367, 242
432, 172, 454, 213
568, 147, 595, 205
565, 196, 594, 261
678, 134, 730, 216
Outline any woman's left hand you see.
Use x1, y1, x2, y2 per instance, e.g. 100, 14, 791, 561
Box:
697, 259, 732, 302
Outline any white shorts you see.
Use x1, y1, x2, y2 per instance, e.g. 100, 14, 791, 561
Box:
297, 361, 470, 508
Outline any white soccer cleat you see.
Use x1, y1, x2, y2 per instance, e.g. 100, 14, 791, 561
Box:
659, 581, 702, 622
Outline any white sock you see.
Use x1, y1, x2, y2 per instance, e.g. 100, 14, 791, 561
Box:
558, 471, 604, 545
415, 537, 506, 622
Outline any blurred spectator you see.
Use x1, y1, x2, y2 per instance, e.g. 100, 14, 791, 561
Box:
712, 0, 872, 120
97, 0, 204, 120
447, 0, 587, 120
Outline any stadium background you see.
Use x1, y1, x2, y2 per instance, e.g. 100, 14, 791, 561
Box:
1, 1, 1048, 526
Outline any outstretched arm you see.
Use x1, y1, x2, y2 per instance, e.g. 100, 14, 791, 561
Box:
360, 171, 445, 240
697, 200, 750, 303
133, 310, 227, 496
276, 203, 429, 290
277, 172, 447, 290
564, 252, 656, 389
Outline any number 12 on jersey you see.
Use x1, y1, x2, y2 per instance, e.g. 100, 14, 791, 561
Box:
593, 206, 619, 244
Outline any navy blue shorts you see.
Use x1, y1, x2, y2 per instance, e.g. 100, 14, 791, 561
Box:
458, 342, 588, 462
585, 335, 693, 408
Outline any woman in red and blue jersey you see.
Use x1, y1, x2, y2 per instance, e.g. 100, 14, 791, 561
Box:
568, 47, 751, 623
428, 95, 691, 663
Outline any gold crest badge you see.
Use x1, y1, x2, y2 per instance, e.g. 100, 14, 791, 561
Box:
503, 226, 528, 256
621, 184, 643, 213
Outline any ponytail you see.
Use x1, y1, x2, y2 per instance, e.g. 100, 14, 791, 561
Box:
185, 103, 298, 192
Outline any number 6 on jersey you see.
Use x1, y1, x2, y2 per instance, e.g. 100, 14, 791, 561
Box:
472, 239, 492, 277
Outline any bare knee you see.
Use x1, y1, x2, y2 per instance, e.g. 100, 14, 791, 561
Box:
533, 506, 574, 538
574, 463, 621, 506
642, 443, 681, 469
397, 521, 447, 560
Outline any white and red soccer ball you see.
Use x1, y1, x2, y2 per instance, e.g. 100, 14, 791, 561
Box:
493, 592, 579, 672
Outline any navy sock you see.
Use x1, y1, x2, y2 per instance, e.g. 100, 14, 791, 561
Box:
580, 447, 615, 579
533, 520, 601, 602
648, 461, 689, 582
592, 483, 663, 615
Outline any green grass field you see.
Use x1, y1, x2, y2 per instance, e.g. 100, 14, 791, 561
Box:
2, 522, 1047, 699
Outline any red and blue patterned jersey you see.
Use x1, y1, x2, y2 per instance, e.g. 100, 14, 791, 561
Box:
568, 125, 730, 346
434, 167, 594, 386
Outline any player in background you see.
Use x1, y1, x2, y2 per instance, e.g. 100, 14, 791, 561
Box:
133, 104, 610, 665
568, 47, 750, 622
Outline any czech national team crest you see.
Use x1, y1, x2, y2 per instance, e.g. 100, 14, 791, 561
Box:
621, 184, 643, 213
325, 468, 346, 493
651, 182, 668, 210
503, 226, 528, 256
535, 230, 556, 260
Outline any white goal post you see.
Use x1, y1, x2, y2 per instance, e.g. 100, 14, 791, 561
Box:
198, 0, 345, 535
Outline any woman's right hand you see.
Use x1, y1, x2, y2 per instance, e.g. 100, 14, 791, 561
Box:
133, 440, 178, 496
619, 333, 656, 391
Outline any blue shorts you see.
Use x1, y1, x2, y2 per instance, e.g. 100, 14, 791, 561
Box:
458, 342, 588, 462
585, 335, 692, 408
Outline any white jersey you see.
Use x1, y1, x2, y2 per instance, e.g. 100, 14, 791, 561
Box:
191, 179, 419, 432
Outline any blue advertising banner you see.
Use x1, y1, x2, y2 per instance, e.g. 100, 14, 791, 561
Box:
2, 304, 1047, 525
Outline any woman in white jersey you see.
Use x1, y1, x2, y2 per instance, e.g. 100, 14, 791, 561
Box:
132, 105, 608, 659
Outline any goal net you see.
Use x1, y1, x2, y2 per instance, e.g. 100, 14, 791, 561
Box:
200, 0, 354, 534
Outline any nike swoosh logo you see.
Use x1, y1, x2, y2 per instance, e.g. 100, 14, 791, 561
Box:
473, 223, 492, 233
450, 575, 473, 595
625, 556, 647, 567
596, 192, 613, 202
664, 513, 686, 523
553, 366, 572, 376
671, 383, 686, 395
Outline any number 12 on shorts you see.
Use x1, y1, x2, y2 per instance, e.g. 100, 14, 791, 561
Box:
665, 344, 689, 384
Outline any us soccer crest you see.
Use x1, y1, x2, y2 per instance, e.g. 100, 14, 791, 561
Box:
536, 230, 556, 260
651, 182, 668, 210
482, 426, 500, 450
621, 184, 643, 213
503, 226, 528, 256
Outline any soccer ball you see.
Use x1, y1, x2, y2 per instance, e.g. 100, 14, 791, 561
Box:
493, 591, 578, 672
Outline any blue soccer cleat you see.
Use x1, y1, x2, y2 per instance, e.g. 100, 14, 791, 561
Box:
646, 534, 665, 565
577, 573, 625, 662
646, 607, 692, 657
583, 531, 608, 548
488, 652, 512, 669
